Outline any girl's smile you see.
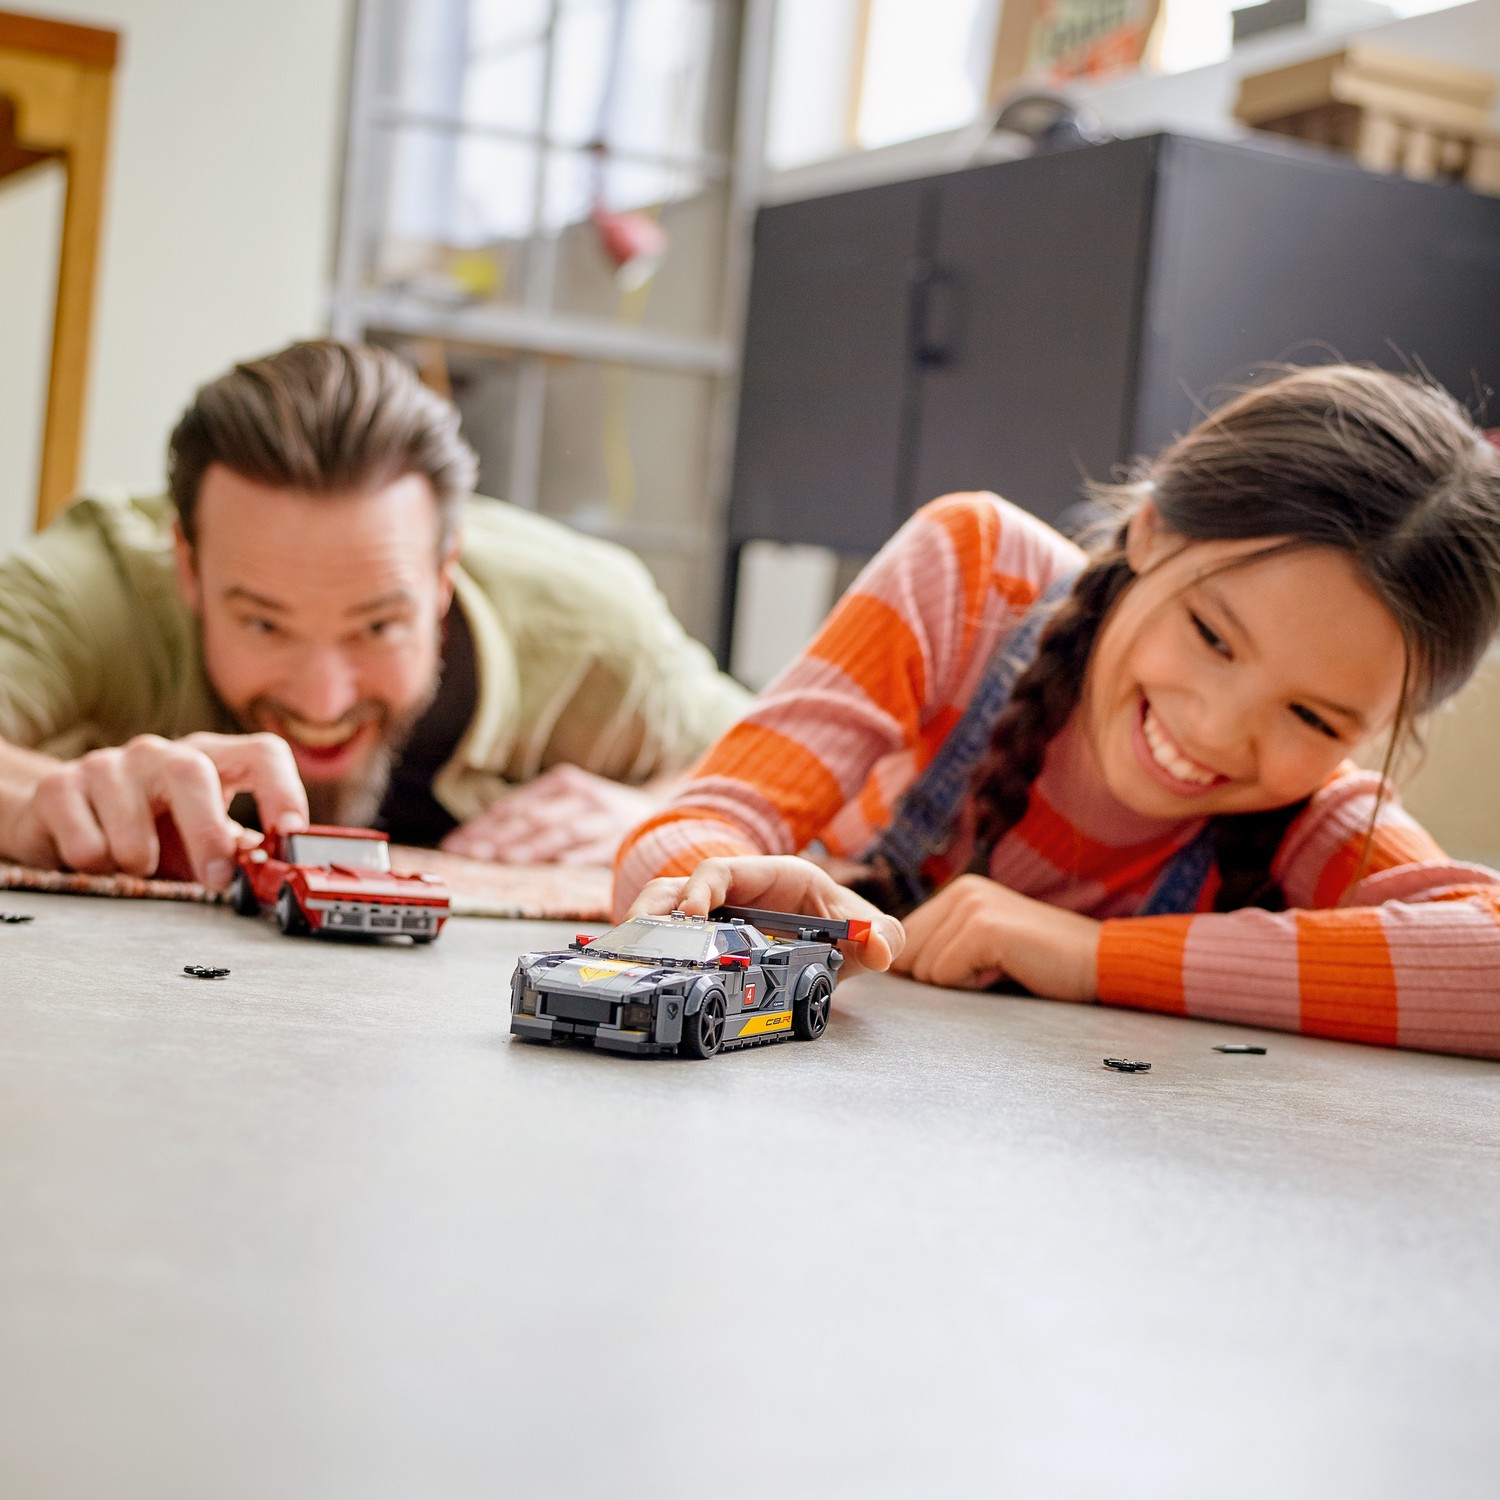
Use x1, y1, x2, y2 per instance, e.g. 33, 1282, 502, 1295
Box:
1086, 506, 1409, 822
1133, 695, 1229, 796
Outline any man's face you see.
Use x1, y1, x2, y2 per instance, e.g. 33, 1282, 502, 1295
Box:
175, 465, 458, 825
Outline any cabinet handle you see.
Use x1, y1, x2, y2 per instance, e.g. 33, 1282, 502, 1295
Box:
908, 260, 965, 368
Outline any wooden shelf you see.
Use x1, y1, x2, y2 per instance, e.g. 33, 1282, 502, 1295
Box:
0, 7, 120, 531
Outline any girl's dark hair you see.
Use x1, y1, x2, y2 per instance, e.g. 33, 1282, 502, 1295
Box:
879, 366, 1500, 915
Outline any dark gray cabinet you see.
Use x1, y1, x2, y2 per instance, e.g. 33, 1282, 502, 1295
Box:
723, 131, 1500, 658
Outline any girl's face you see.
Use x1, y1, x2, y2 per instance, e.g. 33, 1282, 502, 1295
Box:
1085, 505, 1409, 821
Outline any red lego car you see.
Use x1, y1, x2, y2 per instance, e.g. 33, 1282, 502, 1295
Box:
229, 825, 451, 942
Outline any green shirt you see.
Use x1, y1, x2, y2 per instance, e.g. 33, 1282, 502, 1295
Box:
0, 492, 750, 823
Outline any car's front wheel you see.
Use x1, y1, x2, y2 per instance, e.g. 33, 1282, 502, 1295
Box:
793, 974, 832, 1041
229, 868, 259, 917
679, 990, 726, 1059
275, 884, 309, 937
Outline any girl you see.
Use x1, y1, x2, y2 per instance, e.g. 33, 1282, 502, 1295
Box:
615, 367, 1500, 1059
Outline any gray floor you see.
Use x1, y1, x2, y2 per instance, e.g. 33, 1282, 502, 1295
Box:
1, 889, 1497, 1500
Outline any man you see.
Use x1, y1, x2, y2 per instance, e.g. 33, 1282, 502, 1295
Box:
0, 341, 748, 889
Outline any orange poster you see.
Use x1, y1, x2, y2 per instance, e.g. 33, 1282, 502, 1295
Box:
992, 0, 1161, 95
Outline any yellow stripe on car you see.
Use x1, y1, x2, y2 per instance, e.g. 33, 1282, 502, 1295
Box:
736, 1011, 793, 1037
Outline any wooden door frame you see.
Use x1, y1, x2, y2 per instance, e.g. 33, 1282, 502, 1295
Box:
0, 8, 119, 531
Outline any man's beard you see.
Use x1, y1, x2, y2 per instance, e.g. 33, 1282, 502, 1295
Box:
234, 678, 441, 831
302, 739, 397, 829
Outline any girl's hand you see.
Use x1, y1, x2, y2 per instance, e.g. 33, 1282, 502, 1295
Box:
894, 874, 1101, 1000
626, 854, 904, 977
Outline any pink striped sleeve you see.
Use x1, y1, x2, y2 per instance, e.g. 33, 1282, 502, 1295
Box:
1097, 770, 1500, 1059
613, 493, 1081, 912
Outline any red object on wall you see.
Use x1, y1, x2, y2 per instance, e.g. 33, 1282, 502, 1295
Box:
591, 206, 667, 291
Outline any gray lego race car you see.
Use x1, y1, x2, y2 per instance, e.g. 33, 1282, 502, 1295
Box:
509, 906, 871, 1058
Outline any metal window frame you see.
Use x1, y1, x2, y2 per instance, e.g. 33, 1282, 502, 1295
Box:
330, 0, 773, 643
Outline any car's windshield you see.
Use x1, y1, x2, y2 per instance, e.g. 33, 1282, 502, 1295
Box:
286, 834, 391, 872
585, 918, 714, 963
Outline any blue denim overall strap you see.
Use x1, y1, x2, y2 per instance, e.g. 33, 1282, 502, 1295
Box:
860, 572, 1079, 911
1136, 825, 1216, 916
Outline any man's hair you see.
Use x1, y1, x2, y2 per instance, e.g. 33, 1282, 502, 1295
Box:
168, 341, 478, 547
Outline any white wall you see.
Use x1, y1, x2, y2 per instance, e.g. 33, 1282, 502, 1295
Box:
0, 0, 352, 552
0, 163, 64, 556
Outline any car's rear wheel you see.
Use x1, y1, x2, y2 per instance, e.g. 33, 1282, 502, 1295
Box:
794, 974, 832, 1041
229, 868, 259, 917
275, 884, 309, 937
679, 990, 726, 1059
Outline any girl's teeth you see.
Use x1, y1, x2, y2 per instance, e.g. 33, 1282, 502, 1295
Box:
1143, 707, 1217, 786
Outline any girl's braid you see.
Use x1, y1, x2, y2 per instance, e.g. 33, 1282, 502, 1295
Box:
850, 541, 1134, 917
966, 542, 1135, 874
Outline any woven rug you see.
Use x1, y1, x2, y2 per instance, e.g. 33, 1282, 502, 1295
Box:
0, 848, 612, 922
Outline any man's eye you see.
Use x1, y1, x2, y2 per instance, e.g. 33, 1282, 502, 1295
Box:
242, 618, 281, 638
1189, 612, 1230, 657
1290, 703, 1340, 739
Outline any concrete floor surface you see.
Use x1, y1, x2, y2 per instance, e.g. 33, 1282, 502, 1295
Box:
1, 890, 1497, 1499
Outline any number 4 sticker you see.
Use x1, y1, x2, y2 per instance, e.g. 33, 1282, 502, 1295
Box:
744, 983, 756, 1007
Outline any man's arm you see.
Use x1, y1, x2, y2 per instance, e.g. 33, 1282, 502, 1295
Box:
0, 730, 309, 888
440, 513, 751, 864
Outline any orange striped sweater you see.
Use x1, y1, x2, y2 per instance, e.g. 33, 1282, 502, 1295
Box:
615, 493, 1500, 1059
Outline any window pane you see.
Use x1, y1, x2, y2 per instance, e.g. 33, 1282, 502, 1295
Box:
372, 124, 538, 296
857, 0, 994, 150
550, 0, 731, 160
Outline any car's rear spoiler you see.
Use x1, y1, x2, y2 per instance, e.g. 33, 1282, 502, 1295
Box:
710, 905, 872, 946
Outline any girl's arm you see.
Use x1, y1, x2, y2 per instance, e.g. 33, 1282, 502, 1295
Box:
613, 493, 1083, 914
1096, 771, 1500, 1059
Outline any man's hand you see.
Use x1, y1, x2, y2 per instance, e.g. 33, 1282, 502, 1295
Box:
441, 764, 675, 866
627, 854, 904, 977
3, 732, 308, 889
894, 874, 1100, 999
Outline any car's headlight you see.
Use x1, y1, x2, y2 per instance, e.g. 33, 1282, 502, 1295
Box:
619, 1000, 654, 1033
516, 983, 540, 1016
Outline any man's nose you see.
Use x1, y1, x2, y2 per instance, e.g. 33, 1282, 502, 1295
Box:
284, 647, 362, 723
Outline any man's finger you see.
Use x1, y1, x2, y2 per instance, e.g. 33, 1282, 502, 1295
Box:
81, 752, 160, 876
132, 743, 240, 887
558, 832, 626, 867
32, 771, 113, 873
4, 801, 62, 870
509, 811, 619, 865
187, 732, 309, 835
